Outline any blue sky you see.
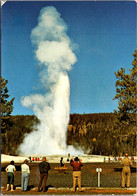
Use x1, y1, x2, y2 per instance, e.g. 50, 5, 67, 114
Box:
1, 1, 136, 115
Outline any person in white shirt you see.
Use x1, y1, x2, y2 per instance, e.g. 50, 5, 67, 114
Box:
21, 159, 30, 191
5, 160, 16, 191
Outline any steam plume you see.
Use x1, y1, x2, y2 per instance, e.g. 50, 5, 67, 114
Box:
18, 6, 82, 155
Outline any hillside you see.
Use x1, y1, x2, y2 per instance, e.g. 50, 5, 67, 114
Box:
1, 113, 136, 156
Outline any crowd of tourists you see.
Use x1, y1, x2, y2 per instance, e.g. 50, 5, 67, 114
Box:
104, 155, 135, 163
5, 153, 135, 192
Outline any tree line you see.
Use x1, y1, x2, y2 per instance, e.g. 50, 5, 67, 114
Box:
67, 113, 136, 156
1, 113, 136, 156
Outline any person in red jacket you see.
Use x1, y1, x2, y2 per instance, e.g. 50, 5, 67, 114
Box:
70, 157, 83, 192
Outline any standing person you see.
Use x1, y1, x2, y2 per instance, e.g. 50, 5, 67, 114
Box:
70, 157, 83, 192
60, 157, 64, 167
37, 156, 51, 192
5, 160, 16, 191
21, 159, 30, 192
28, 156, 32, 163
67, 153, 70, 162
121, 153, 133, 188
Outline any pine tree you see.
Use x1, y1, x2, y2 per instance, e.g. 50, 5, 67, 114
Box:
113, 50, 137, 154
1, 76, 14, 111
114, 50, 136, 122
1, 76, 15, 154
1, 76, 15, 132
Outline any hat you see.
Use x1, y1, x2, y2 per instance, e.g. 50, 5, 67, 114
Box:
125, 153, 128, 157
74, 157, 79, 161
24, 159, 28, 164
42, 156, 46, 161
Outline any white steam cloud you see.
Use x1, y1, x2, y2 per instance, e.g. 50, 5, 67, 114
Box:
18, 6, 82, 155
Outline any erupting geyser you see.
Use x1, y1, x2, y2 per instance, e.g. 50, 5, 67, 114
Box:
18, 6, 82, 155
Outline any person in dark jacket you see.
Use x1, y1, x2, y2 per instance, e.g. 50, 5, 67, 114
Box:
37, 156, 51, 192
60, 157, 64, 167
70, 157, 83, 192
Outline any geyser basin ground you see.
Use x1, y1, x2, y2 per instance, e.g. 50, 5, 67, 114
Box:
1, 161, 137, 190
1, 154, 110, 163
2, 154, 137, 163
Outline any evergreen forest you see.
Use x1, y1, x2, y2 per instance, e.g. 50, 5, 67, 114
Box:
1, 113, 136, 156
